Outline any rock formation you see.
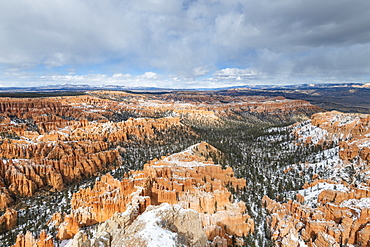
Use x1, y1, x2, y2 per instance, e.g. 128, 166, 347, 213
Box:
0, 96, 192, 201
0, 91, 320, 242
265, 111, 370, 246
89, 90, 322, 125
68, 203, 208, 247
50, 142, 253, 246
0, 208, 17, 233
11, 230, 53, 247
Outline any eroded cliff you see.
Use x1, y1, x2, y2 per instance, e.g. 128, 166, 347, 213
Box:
48, 142, 253, 246
265, 111, 370, 246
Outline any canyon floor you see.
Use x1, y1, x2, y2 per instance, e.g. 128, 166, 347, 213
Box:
0, 89, 369, 246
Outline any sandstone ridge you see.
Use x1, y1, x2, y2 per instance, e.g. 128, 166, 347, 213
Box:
47, 142, 253, 246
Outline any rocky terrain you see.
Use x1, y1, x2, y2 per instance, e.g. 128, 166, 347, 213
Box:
89, 90, 321, 125
0, 96, 191, 208
0, 90, 332, 246
40, 142, 253, 246
264, 111, 370, 246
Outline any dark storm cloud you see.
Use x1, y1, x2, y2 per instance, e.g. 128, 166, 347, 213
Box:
0, 0, 370, 87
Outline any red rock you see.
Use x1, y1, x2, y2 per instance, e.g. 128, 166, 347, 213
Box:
11, 231, 53, 247
0, 208, 17, 233
51, 143, 253, 245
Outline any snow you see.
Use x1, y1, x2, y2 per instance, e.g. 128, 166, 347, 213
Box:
287, 232, 308, 247
297, 182, 348, 207
152, 143, 212, 168
60, 239, 71, 247
86, 109, 106, 113
138, 101, 196, 110
340, 197, 370, 209
135, 203, 179, 247
330, 113, 359, 127
291, 116, 364, 145
357, 139, 370, 148
162, 157, 210, 168
295, 121, 328, 144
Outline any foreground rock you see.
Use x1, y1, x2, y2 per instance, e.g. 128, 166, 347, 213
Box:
265, 111, 370, 246
69, 203, 207, 247
46, 142, 253, 246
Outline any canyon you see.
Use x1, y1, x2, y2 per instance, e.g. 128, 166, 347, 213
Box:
1, 89, 369, 246
48, 142, 253, 246
264, 111, 370, 246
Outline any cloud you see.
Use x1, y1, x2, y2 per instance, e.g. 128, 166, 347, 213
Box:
192, 66, 211, 76
142, 72, 158, 79
213, 68, 258, 78
1, 0, 370, 87
37, 72, 178, 88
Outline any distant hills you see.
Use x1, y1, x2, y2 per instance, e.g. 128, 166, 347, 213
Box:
0, 82, 369, 113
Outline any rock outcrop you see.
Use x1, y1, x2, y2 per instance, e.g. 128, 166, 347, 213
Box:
11, 230, 53, 247
0, 92, 320, 242
266, 111, 370, 246
68, 203, 207, 247
0, 96, 191, 201
264, 189, 370, 247
0, 92, 320, 207
0, 208, 17, 233
50, 142, 253, 246
0, 95, 196, 237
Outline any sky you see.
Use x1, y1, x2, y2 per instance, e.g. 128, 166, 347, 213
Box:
1, 0, 370, 89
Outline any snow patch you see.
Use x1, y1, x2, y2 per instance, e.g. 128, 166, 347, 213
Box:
340, 197, 370, 209
298, 183, 348, 207
136, 203, 179, 247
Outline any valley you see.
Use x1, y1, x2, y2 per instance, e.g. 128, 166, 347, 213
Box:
0, 89, 368, 246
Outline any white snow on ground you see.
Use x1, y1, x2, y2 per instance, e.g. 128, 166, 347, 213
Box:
293, 121, 329, 144
136, 203, 179, 247
286, 147, 343, 178
155, 143, 214, 168
286, 231, 308, 247
292, 115, 365, 145
330, 113, 359, 127
340, 197, 370, 209
61, 239, 71, 247
357, 139, 370, 148
297, 183, 348, 207
140, 101, 196, 109
162, 156, 210, 168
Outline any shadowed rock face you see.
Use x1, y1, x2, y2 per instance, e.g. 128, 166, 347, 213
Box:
0, 208, 17, 233
47, 142, 253, 246
265, 111, 370, 247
